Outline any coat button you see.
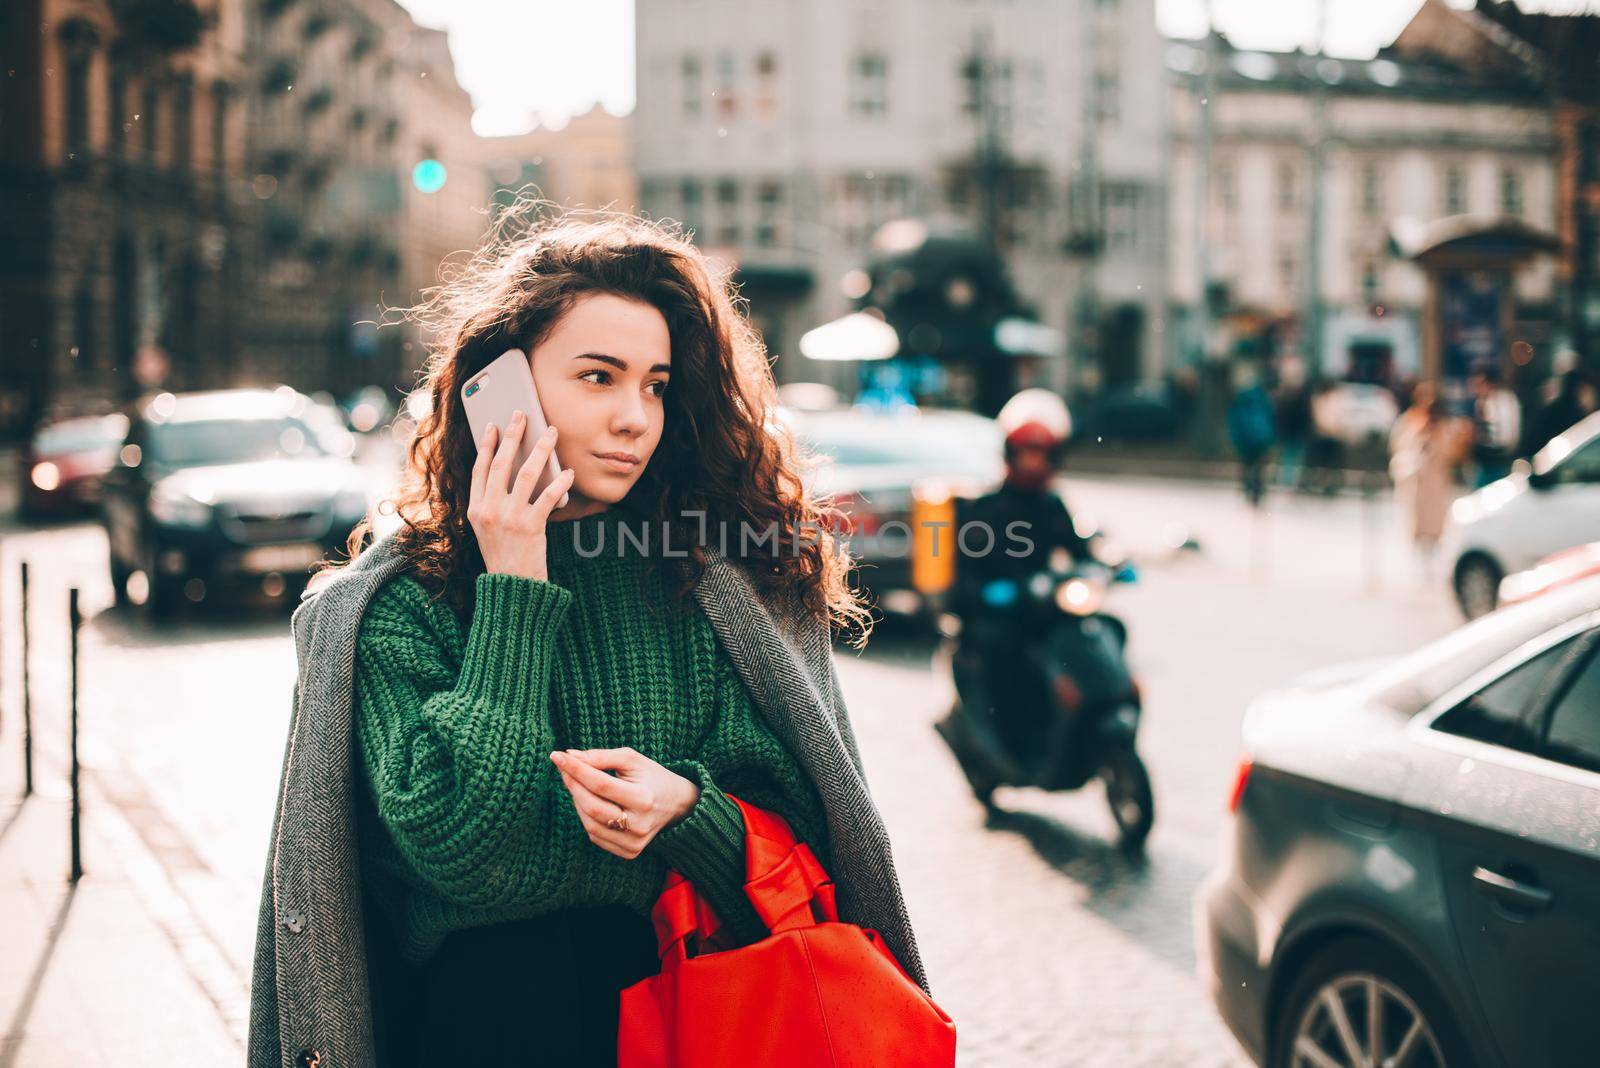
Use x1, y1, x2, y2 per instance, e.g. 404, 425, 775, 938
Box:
283, 910, 306, 934
296, 1051, 322, 1068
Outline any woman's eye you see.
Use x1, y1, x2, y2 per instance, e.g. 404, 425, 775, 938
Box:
648, 381, 668, 397
579, 370, 610, 386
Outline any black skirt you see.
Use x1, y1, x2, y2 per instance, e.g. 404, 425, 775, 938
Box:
367, 904, 662, 1068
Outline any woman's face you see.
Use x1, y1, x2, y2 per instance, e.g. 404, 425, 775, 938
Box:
529, 292, 672, 520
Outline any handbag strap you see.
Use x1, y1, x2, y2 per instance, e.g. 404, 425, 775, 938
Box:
731, 795, 839, 934
648, 795, 840, 964
651, 871, 732, 965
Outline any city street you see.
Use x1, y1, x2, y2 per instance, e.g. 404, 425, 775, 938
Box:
0, 470, 1462, 1066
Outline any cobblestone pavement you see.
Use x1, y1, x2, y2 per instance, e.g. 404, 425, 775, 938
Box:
0, 475, 1463, 1066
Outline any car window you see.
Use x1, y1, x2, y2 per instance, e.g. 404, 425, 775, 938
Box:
1543, 644, 1600, 775
1543, 436, 1600, 486
1432, 636, 1580, 754
34, 418, 126, 454
147, 417, 327, 467
800, 419, 1002, 479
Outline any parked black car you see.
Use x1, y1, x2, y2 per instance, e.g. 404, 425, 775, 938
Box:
1198, 575, 1600, 1067
100, 388, 373, 615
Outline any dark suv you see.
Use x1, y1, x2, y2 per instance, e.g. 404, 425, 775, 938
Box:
100, 388, 372, 615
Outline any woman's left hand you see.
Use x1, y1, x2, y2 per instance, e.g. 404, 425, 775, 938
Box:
550, 748, 700, 860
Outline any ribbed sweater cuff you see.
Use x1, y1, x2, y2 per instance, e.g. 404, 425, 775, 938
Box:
456, 572, 573, 704
651, 762, 767, 945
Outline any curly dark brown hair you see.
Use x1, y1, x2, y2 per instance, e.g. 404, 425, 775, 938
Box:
316, 205, 874, 645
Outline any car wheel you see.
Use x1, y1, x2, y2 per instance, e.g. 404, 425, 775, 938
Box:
141, 542, 180, 620
1453, 555, 1502, 620
1271, 936, 1471, 1068
109, 553, 133, 608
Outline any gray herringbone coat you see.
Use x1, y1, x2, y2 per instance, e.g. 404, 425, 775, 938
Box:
247, 528, 930, 1068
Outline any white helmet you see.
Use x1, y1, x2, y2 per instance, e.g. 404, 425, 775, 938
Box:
996, 388, 1073, 450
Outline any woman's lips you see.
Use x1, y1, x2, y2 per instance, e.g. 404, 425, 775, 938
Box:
594, 453, 640, 473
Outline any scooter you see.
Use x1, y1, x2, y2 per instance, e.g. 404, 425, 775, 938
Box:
932, 550, 1155, 849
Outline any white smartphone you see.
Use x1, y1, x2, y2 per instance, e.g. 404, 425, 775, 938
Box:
461, 348, 570, 508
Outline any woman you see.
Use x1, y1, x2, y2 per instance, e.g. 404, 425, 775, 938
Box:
1389, 381, 1464, 581
247, 211, 928, 1068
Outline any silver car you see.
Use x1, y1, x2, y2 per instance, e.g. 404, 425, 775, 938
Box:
778, 404, 1004, 616
1198, 575, 1600, 1067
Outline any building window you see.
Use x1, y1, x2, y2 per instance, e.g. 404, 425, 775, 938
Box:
850, 52, 888, 117
681, 55, 701, 118
1278, 250, 1299, 296
716, 178, 740, 244
680, 179, 702, 236
73, 285, 95, 374
65, 50, 91, 158
756, 51, 777, 118
109, 62, 126, 155
1500, 166, 1522, 216
141, 79, 160, 161
756, 180, 783, 247
1215, 161, 1237, 212
1360, 162, 1383, 217
1276, 161, 1297, 212
172, 77, 193, 170
1094, 70, 1119, 124
211, 82, 229, 171
1102, 183, 1140, 254
960, 54, 983, 117
715, 52, 737, 119
1444, 164, 1467, 215
1361, 259, 1380, 304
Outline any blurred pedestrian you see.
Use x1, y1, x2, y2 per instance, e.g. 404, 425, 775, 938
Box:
247, 212, 932, 1068
1389, 381, 1467, 582
1273, 370, 1312, 490
1529, 369, 1596, 456
1468, 366, 1521, 487
1228, 368, 1277, 507
1303, 377, 1346, 497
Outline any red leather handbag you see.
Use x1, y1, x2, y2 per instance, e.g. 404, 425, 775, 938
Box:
618, 795, 957, 1067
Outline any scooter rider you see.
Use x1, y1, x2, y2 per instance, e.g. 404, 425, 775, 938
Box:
941, 389, 1096, 790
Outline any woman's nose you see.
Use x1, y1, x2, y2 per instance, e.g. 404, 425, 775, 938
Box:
611, 392, 649, 434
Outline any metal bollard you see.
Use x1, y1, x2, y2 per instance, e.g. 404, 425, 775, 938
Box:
69, 587, 82, 883
20, 560, 32, 798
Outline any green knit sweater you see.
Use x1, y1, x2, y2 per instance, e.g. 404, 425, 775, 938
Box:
351, 504, 831, 963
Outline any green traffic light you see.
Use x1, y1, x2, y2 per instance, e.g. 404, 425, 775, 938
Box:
412, 159, 447, 194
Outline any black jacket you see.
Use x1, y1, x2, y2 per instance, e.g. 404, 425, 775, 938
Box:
949, 482, 1092, 620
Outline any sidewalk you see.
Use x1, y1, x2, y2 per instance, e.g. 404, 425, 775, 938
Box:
0, 782, 243, 1066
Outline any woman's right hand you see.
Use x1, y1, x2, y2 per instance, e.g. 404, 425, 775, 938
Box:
468, 410, 577, 582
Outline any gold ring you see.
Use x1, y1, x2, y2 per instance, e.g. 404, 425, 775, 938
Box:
607, 813, 629, 833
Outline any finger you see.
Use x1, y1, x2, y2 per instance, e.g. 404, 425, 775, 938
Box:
530, 466, 576, 518
470, 422, 495, 504
566, 747, 643, 772
552, 751, 648, 809
560, 768, 628, 823
486, 410, 527, 498
559, 771, 644, 852
512, 426, 561, 500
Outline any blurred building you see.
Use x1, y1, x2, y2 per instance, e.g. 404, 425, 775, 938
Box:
633, 0, 1167, 401
1167, 28, 1560, 389
0, 0, 251, 437
1393, 0, 1600, 375
481, 106, 636, 214
245, 2, 492, 399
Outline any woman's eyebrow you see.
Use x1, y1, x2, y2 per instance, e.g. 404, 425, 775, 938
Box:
574, 351, 671, 374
